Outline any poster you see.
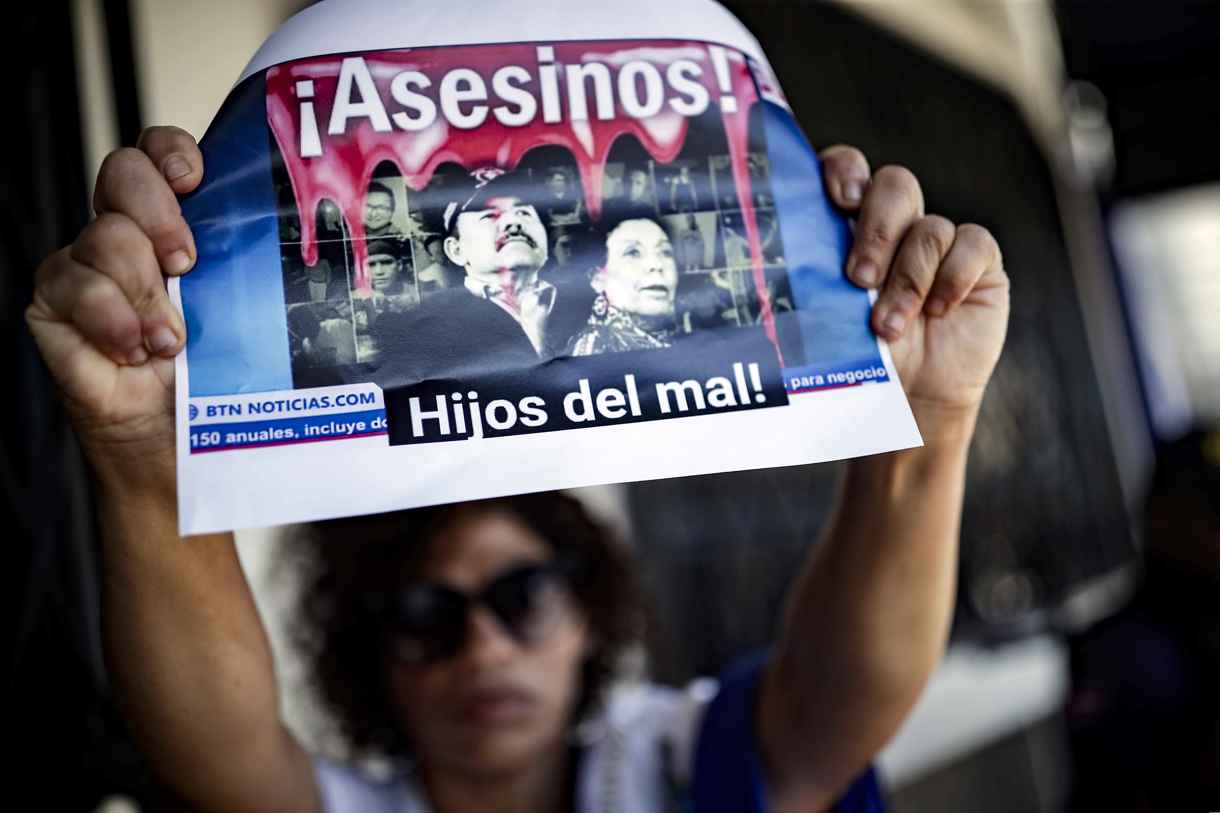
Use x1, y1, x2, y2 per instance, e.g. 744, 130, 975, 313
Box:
172, 0, 921, 534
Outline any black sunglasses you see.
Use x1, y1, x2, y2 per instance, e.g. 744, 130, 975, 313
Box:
379, 561, 574, 665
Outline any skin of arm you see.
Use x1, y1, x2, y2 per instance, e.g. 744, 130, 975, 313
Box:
760, 409, 975, 813
758, 147, 1010, 811
28, 127, 320, 813
94, 464, 319, 813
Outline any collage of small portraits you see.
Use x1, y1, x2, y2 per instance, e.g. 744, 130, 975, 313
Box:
274, 138, 793, 380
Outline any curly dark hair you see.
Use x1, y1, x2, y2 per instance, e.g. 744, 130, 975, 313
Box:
287, 492, 643, 759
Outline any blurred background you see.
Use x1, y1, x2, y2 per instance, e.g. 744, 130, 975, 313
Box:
6, 1, 1219, 810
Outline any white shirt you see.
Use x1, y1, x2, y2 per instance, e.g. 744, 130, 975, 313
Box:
314, 678, 718, 813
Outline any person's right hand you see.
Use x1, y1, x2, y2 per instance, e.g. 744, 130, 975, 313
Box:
26, 126, 203, 487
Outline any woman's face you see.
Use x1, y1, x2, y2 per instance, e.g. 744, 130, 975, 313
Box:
385, 509, 590, 778
598, 219, 678, 319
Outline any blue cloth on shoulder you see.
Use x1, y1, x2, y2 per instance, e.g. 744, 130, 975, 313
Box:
690, 653, 885, 812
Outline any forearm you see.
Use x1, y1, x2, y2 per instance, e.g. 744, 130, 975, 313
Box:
94, 469, 314, 812
762, 408, 975, 805
803, 409, 972, 682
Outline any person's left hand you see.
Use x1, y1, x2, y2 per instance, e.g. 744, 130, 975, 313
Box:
820, 145, 1009, 430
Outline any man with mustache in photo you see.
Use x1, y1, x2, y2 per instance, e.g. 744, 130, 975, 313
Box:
373, 168, 566, 384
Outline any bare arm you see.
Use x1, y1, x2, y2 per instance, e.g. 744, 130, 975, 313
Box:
759, 412, 974, 811
28, 128, 318, 813
96, 476, 318, 812
757, 147, 1009, 811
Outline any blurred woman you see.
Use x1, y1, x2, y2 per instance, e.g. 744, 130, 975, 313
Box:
294, 493, 658, 810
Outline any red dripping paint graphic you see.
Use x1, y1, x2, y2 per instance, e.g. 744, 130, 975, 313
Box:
265, 38, 780, 363
710, 47, 781, 362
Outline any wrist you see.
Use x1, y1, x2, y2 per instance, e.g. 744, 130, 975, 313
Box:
907, 397, 980, 454
850, 402, 976, 491
92, 472, 181, 552
86, 440, 177, 511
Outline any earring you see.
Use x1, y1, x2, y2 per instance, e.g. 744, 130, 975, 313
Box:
592, 291, 609, 318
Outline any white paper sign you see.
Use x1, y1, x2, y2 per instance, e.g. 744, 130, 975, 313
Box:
172, 0, 921, 534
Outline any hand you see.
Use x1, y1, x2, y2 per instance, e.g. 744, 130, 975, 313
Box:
26, 126, 204, 484
820, 145, 1010, 429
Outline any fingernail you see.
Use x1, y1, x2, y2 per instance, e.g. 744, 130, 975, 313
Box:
843, 180, 864, 204
146, 326, 180, 355
164, 155, 191, 181
167, 250, 194, 273
925, 297, 946, 317
126, 345, 149, 366
883, 310, 906, 337
853, 259, 879, 288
